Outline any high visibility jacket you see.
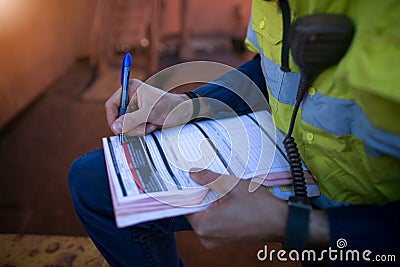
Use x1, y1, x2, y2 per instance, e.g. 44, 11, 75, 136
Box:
245, 0, 400, 204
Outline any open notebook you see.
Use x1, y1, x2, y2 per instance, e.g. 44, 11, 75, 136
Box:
102, 110, 319, 228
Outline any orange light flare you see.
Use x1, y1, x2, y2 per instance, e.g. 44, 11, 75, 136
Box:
0, 0, 32, 35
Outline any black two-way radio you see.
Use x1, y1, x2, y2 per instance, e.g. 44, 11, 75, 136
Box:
285, 13, 355, 198
283, 14, 354, 250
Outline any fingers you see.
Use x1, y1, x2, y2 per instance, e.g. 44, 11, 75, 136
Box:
105, 79, 144, 130
187, 215, 229, 248
110, 104, 155, 135
127, 78, 143, 96
144, 123, 158, 134
123, 105, 154, 135
189, 169, 240, 197
105, 87, 122, 128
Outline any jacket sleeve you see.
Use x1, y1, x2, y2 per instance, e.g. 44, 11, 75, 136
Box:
193, 54, 268, 118
325, 200, 400, 259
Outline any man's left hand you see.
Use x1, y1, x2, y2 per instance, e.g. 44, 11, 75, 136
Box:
186, 169, 288, 248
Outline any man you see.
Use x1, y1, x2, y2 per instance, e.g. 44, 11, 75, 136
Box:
68, 0, 400, 266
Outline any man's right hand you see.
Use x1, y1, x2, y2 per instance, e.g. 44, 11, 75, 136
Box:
105, 79, 205, 136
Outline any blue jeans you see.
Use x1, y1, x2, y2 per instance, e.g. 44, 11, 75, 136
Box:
68, 149, 192, 267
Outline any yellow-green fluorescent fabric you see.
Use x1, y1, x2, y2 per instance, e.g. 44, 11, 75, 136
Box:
246, 0, 400, 204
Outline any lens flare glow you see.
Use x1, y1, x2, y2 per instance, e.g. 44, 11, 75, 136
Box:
0, 0, 31, 32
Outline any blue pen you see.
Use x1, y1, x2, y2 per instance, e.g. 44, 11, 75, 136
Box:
119, 53, 132, 144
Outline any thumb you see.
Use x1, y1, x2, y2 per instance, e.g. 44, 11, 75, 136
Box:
111, 116, 124, 135
189, 168, 239, 197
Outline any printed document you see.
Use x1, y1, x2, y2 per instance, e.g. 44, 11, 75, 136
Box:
102, 110, 319, 227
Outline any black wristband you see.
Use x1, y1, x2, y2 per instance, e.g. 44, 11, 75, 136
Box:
184, 92, 200, 120
283, 196, 311, 250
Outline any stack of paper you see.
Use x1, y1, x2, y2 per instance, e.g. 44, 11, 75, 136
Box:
102, 110, 319, 228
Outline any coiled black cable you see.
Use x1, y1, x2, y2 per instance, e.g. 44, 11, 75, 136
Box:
283, 79, 310, 198
283, 136, 307, 197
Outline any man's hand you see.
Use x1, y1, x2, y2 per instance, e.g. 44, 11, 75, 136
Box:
186, 169, 330, 249
105, 79, 197, 136
186, 169, 288, 248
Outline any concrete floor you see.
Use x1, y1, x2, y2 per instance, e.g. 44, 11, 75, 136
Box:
0, 48, 299, 266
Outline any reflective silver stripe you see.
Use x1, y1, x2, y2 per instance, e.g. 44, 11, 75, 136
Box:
302, 91, 400, 158
246, 26, 400, 158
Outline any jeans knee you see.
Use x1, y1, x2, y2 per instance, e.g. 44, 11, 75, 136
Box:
68, 153, 90, 206
68, 155, 84, 198
67, 149, 111, 213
